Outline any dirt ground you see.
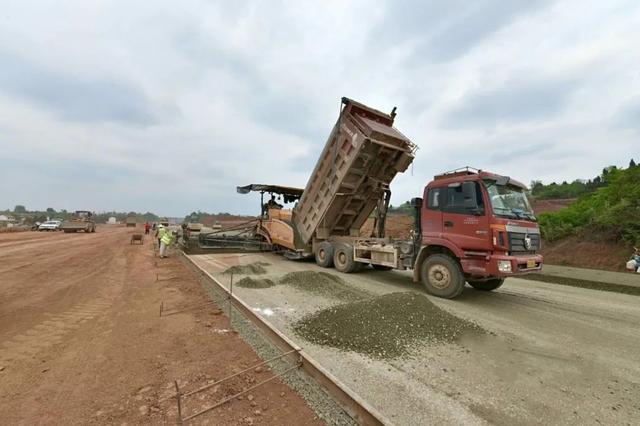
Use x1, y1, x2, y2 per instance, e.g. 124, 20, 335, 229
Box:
0, 226, 323, 425
539, 234, 631, 272
529, 198, 576, 214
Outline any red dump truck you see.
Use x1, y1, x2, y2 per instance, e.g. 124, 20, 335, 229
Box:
218, 97, 542, 298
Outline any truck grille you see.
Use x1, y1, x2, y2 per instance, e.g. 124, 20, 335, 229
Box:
508, 232, 540, 253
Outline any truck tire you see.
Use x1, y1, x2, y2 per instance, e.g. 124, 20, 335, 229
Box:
420, 254, 465, 299
315, 242, 334, 268
468, 278, 504, 291
333, 244, 359, 273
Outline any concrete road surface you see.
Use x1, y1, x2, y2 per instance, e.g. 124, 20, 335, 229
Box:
542, 264, 640, 288
190, 252, 640, 426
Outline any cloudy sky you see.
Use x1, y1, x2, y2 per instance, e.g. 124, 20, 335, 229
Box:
1, 0, 639, 216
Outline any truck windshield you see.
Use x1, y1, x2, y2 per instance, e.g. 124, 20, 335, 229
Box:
483, 179, 536, 221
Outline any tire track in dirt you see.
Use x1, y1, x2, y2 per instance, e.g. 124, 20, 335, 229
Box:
0, 299, 112, 365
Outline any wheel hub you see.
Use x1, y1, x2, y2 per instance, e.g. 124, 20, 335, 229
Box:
338, 252, 346, 265
428, 264, 451, 289
318, 249, 326, 261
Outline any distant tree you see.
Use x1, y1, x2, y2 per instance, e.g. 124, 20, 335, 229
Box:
14, 205, 26, 213
530, 180, 543, 194
630, 159, 637, 168
46, 207, 56, 213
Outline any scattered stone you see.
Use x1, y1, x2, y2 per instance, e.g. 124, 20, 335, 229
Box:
235, 277, 276, 289
279, 392, 285, 397
243, 416, 254, 425
254, 366, 263, 373
237, 395, 243, 400
95, 410, 105, 417
293, 292, 485, 359
247, 394, 254, 401
212, 310, 222, 315
0, 366, 5, 372
223, 262, 270, 275
138, 386, 152, 394
250, 401, 257, 407
279, 271, 368, 301
254, 409, 262, 416
205, 322, 212, 328
138, 405, 149, 416
41, 368, 49, 373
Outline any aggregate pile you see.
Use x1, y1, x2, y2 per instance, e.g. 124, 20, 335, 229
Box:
235, 277, 277, 289
293, 292, 485, 359
279, 271, 368, 301
223, 261, 270, 275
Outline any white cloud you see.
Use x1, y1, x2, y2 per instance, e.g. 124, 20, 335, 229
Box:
0, 0, 639, 216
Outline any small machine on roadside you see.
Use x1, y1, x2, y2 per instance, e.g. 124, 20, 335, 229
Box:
626, 247, 640, 273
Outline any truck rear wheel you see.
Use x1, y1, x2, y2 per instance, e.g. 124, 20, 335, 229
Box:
315, 242, 334, 268
468, 278, 504, 291
420, 254, 465, 299
333, 244, 359, 273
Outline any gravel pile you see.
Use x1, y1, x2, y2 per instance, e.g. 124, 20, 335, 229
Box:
223, 261, 270, 275
293, 292, 485, 359
279, 271, 368, 301
235, 277, 276, 289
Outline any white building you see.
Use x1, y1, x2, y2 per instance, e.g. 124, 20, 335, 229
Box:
107, 217, 117, 225
0, 214, 16, 222
0, 214, 16, 228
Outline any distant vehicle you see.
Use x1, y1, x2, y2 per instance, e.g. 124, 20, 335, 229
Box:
38, 220, 62, 231
59, 211, 96, 233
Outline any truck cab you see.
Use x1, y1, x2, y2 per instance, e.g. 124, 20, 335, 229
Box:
414, 168, 542, 297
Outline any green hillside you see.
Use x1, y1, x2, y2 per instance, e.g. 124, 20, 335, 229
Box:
538, 163, 640, 245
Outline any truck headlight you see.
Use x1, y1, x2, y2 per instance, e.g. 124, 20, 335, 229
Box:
498, 260, 512, 273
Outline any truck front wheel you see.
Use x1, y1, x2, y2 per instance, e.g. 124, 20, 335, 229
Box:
468, 278, 504, 291
420, 254, 465, 299
315, 242, 334, 268
333, 244, 359, 273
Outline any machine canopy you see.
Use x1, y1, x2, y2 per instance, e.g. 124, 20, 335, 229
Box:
236, 184, 304, 204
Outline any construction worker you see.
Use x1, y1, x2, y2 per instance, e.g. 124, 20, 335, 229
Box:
159, 230, 176, 258
155, 224, 166, 249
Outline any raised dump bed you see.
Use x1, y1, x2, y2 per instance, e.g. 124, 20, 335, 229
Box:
292, 97, 416, 245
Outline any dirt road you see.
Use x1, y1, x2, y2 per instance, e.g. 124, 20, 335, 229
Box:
190, 253, 640, 425
0, 227, 323, 425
